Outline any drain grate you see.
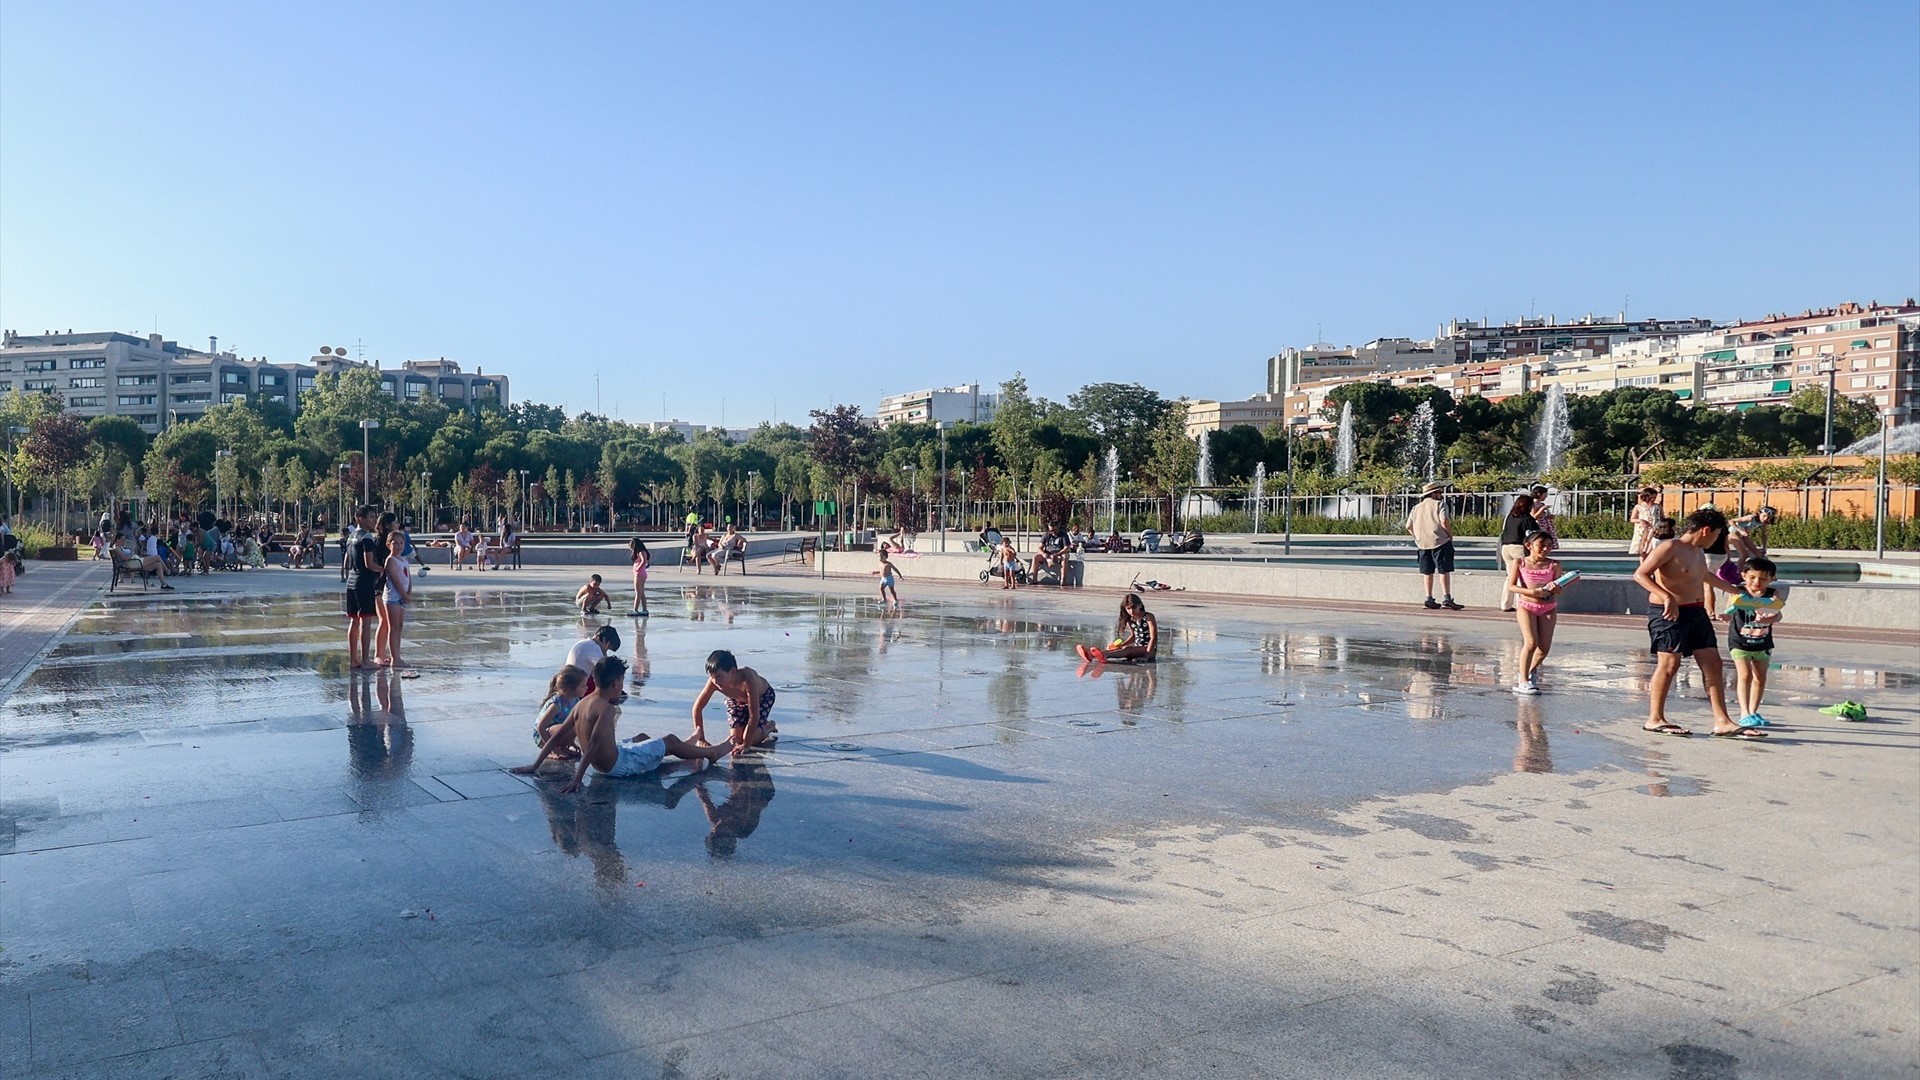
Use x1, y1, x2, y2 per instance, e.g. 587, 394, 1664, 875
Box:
828, 742, 862, 752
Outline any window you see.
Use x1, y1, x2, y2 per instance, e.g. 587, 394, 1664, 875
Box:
1796, 363, 1813, 373
0, 361, 10, 371
221, 371, 248, 386
68, 396, 104, 408
118, 394, 158, 406
171, 392, 211, 405
118, 374, 158, 387
1877, 337, 1893, 348
221, 392, 247, 404
25, 359, 56, 372
69, 377, 103, 389
404, 381, 428, 398
0, 380, 9, 390
69, 357, 104, 369
1797, 346, 1811, 356
258, 373, 284, 387
170, 373, 210, 384
131, 414, 158, 426
1878, 357, 1892, 368
1850, 376, 1868, 388
24, 379, 56, 390
1874, 375, 1891, 388
296, 376, 315, 391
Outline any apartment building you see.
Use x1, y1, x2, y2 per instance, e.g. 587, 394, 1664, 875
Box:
1265, 338, 1444, 397
1436, 313, 1715, 363
0, 331, 507, 432
1182, 394, 1292, 437
876, 383, 1000, 427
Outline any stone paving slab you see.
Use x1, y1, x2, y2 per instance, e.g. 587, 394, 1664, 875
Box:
0, 569, 1915, 1078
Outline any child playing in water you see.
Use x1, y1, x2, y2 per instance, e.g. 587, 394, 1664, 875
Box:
576, 574, 611, 615
1077, 594, 1158, 665
876, 547, 903, 609
514, 656, 730, 792
1503, 530, 1573, 695
692, 649, 777, 756
531, 664, 588, 753
628, 537, 651, 617
1727, 555, 1785, 728
997, 536, 1020, 590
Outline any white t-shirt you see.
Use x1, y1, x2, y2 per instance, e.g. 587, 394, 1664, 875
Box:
565, 639, 605, 675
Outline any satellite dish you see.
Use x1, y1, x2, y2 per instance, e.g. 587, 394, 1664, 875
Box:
320, 346, 333, 355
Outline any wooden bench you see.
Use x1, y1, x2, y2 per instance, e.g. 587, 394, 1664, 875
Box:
109, 548, 158, 593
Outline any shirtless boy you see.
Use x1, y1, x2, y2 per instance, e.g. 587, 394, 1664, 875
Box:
513, 655, 729, 792
691, 649, 777, 757
576, 574, 612, 615
1632, 507, 1764, 739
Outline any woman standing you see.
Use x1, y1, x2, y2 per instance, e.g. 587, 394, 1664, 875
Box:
1628, 486, 1662, 556
1497, 494, 1536, 612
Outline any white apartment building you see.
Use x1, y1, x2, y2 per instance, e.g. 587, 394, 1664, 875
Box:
1266, 338, 1443, 397
0, 331, 507, 433
876, 383, 999, 427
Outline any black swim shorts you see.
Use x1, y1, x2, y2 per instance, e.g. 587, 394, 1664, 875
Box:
345, 587, 379, 618
1416, 542, 1455, 576
1647, 603, 1717, 656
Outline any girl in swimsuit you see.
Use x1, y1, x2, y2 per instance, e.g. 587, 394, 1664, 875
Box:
628, 537, 651, 617
1505, 531, 1572, 695
1077, 594, 1158, 665
533, 664, 589, 755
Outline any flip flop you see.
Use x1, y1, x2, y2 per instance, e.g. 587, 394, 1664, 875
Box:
1711, 727, 1768, 739
1075, 645, 1092, 662
1644, 723, 1691, 737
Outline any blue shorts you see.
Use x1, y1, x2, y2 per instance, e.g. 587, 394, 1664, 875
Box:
595, 737, 665, 778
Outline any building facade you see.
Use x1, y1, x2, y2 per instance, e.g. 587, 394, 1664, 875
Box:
876, 383, 999, 427
0, 332, 507, 432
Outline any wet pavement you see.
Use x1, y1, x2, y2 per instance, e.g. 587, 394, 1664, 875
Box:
1, 568, 1916, 1078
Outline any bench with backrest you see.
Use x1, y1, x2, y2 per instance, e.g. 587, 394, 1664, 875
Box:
782, 536, 818, 564
109, 546, 158, 592
714, 538, 748, 575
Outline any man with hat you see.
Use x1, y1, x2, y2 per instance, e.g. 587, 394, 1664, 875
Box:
1404, 480, 1463, 610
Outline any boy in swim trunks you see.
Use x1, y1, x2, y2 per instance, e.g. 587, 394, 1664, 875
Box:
1726, 556, 1785, 729
1632, 507, 1762, 740
691, 649, 777, 757
515, 655, 729, 793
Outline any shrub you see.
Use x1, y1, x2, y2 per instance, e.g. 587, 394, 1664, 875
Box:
14, 522, 60, 557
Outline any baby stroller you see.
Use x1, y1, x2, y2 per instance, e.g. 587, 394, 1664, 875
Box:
978, 549, 1029, 585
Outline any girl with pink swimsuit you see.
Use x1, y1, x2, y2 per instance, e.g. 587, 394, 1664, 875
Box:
1505, 531, 1573, 696
628, 537, 651, 617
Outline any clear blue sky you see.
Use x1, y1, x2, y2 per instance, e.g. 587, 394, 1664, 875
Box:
4, 2, 1915, 424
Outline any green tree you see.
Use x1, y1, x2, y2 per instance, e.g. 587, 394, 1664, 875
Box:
1141, 401, 1199, 527
990, 375, 1041, 484
1064, 382, 1169, 471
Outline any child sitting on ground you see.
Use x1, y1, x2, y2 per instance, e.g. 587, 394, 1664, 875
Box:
576, 574, 612, 615
531, 664, 589, 754
1077, 594, 1158, 665
692, 649, 778, 756
1727, 555, 1786, 728
514, 655, 730, 792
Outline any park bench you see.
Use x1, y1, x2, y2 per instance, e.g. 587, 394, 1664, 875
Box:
782, 536, 818, 565
109, 548, 158, 593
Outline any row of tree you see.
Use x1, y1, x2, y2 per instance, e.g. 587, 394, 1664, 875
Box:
0, 368, 1902, 535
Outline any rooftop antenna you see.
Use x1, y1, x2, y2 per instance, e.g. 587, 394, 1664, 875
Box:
1623, 295, 1630, 321
355, 339, 366, 362
661, 393, 666, 421
595, 373, 601, 415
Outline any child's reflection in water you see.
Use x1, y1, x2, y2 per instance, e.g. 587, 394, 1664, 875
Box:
347, 669, 412, 798
533, 760, 779, 882
1512, 697, 1552, 774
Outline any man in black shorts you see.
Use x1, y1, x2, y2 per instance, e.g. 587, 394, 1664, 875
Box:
1632, 507, 1758, 739
343, 506, 383, 670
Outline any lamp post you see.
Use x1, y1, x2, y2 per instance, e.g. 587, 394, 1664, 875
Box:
358, 420, 380, 505
937, 422, 952, 552
903, 464, 917, 535
1877, 407, 1909, 559
337, 462, 348, 525
1284, 417, 1306, 555
747, 470, 760, 529
421, 470, 432, 532
215, 450, 232, 521
1818, 360, 1838, 466
4, 425, 26, 522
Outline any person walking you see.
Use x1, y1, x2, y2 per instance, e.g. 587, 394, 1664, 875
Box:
1497, 493, 1537, 612
1628, 486, 1662, 556
1404, 481, 1462, 610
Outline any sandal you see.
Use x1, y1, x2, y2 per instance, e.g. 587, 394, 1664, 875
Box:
1643, 722, 1691, 737
1712, 727, 1768, 739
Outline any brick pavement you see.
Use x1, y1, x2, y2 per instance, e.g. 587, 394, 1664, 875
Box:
0, 559, 104, 699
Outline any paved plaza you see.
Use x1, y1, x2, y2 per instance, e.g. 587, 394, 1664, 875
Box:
0, 565, 1915, 1078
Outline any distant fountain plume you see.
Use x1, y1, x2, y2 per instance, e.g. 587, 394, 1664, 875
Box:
1532, 383, 1572, 474
1403, 401, 1438, 482
1252, 460, 1266, 533
1334, 402, 1356, 478
1099, 446, 1119, 535
1195, 430, 1213, 487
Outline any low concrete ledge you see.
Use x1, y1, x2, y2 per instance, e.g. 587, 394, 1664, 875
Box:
818, 550, 1919, 633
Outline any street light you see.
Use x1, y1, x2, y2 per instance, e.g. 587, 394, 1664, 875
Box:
1877, 407, 1910, 559
1818, 359, 1838, 465
215, 450, 233, 520
337, 462, 348, 525
421, 470, 433, 532
747, 470, 760, 529
903, 464, 918, 535
1284, 417, 1308, 555
359, 419, 380, 505
937, 422, 953, 552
